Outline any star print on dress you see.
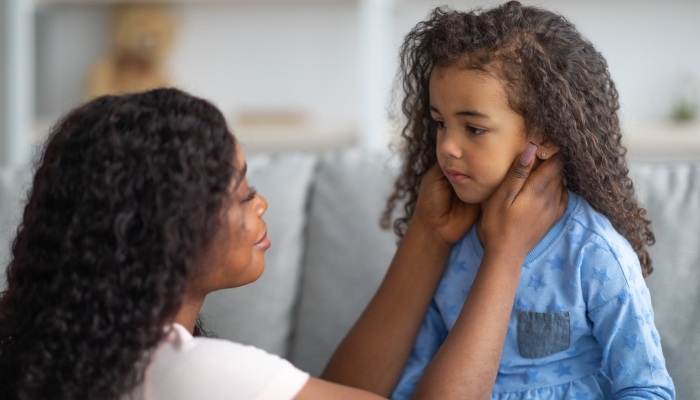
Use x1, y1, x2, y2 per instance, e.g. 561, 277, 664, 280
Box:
616, 360, 632, 377
548, 254, 565, 270
617, 290, 630, 305
515, 298, 530, 310
624, 333, 644, 351
567, 231, 584, 245
528, 275, 547, 292
523, 369, 539, 384
594, 292, 607, 307
636, 309, 651, 326
553, 362, 573, 378
391, 193, 675, 400
592, 267, 612, 285
626, 263, 638, 282
548, 300, 566, 313
592, 237, 609, 252
647, 356, 665, 372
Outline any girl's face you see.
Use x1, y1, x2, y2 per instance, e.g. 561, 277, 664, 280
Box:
194, 144, 271, 294
430, 64, 529, 205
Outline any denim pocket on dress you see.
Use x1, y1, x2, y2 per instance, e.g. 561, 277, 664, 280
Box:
517, 310, 570, 359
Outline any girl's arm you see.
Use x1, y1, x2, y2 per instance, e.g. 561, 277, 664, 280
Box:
312, 147, 565, 399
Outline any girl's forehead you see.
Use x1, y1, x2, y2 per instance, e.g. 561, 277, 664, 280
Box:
429, 66, 509, 108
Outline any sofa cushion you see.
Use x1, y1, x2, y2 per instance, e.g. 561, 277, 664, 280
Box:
288, 149, 400, 376
630, 162, 700, 399
0, 165, 34, 291
200, 152, 317, 358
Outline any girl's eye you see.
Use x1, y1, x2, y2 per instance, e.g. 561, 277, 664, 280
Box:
467, 125, 486, 135
434, 120, 446, 129
244, 187, 257, 202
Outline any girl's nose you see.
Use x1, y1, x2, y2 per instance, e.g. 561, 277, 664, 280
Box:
438, 129, 463, 159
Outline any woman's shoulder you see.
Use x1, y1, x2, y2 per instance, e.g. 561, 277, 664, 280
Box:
130, 323, 309, 400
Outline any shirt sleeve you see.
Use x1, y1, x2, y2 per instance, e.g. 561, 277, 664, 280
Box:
390, 299, 448, 400
582, 236, 675, 400
146, 333, 310, 400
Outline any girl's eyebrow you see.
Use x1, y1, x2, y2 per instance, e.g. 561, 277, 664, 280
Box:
234, 163, 247, 190
429, 105, 490, 119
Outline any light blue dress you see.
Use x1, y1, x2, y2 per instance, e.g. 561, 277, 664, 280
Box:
391, 191, 675, 400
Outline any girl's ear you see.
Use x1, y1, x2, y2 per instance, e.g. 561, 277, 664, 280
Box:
535, 139, 559, 160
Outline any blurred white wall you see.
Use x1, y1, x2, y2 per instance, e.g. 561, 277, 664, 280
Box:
26, 0, 700, 151
394, 0, 700, 133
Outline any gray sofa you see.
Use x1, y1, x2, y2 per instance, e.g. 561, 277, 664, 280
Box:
1, 148, 699, 398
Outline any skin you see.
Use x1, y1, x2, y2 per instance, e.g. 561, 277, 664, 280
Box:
429, 64, 565, 242
174, 144, 270, 332
173, 137, 566, 399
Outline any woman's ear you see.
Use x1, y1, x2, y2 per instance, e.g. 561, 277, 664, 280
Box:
534, 139, 559, 160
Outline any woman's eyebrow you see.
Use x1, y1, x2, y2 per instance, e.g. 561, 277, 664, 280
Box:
234, 163, 247, 190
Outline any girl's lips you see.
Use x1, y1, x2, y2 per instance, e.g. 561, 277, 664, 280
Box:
254, 231, 271, 250
445, 168, 471, 183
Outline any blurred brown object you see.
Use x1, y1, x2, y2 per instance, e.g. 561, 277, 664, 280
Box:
86, 4, 176, 98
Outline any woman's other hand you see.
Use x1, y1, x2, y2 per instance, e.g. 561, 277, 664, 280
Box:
413, 164, 480, 245
479, 143, 566, 261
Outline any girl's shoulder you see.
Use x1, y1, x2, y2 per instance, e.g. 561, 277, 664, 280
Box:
567, 192, 645, 287
568, 192, 636, 260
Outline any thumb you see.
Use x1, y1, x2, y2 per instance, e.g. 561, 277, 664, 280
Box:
498, 142, 538, 203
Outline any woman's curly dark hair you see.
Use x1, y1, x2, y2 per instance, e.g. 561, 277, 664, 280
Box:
381, 1, 655, 276
0, 88, 236, 399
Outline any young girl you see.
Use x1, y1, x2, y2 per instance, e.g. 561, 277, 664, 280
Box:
384, 2, 675, 399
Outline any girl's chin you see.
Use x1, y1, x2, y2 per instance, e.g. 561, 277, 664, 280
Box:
453, 187, 489, 205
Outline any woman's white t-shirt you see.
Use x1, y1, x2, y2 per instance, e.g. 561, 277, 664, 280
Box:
125, 323, 310, 400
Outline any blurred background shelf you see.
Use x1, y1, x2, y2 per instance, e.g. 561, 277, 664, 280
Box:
2, 0, 700, 162
625, 124, 700, 162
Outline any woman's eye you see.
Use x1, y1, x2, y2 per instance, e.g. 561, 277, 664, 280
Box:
434, 120, 446, 129
244, 187, 257, 202
467, 125, 485, 135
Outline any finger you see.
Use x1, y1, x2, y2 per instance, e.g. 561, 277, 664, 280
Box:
525, 153, 564, 197
496, 142, 538, 202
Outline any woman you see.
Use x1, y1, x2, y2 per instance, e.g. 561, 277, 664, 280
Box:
0, 89, 565, 400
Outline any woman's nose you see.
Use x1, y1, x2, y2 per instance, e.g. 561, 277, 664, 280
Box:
255, 194, 268, 217
438, 129, 463, 159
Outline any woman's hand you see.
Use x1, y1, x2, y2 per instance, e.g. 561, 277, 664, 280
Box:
413, 164, 480, 246
479, 143, 566, 262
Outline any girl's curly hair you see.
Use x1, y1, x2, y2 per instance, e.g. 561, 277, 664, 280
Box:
381, 1, 655, 276
0, 88, 236, 399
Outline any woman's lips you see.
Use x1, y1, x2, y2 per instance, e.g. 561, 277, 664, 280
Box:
254, 231, 271, 250
445, 168, 471, 183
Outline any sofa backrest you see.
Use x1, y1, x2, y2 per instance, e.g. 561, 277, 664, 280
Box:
631, 162, 700, 400
1, 152, 699, 398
